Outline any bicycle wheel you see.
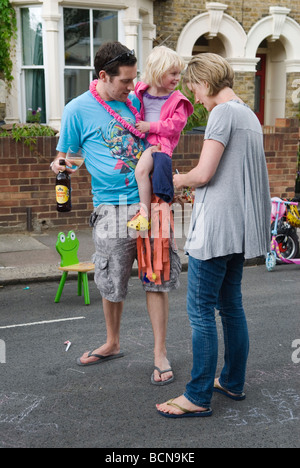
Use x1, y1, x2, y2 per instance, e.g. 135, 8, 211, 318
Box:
275, 230, 299, 262
266, 252, 277, 271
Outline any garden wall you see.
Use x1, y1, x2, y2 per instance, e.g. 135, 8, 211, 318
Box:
0, 118, 299, 233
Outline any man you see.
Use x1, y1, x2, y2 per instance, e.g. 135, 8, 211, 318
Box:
50, 42, 181, 384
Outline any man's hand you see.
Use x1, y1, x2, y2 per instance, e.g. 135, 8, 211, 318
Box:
50, 156, 75, 175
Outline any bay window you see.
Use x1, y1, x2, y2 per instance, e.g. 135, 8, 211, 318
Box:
17, 2, 150, 127
20, 5, 119, 124
63, 8, 118, 103
20, 7, 46, 123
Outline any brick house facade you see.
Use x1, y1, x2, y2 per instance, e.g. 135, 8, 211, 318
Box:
0, 118, 298, 232
0, 1, 299, 232
154, 0, 300, 125
1, 1, 299, 127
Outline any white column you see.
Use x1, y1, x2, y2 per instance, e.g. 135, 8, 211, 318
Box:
123, 18, 141, 52
141, 22, 156, 70
42, 0, 61, 130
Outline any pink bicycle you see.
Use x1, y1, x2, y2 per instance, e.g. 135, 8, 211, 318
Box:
266, 197, 300, 271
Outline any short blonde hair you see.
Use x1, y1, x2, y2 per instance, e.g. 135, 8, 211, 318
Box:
183, 53, 234, 96
142, 46, 185, 87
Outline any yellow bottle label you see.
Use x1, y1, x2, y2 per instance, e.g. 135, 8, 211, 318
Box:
56, 185, 69, 204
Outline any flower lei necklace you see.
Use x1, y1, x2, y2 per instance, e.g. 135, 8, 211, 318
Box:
89, 79, 145, 139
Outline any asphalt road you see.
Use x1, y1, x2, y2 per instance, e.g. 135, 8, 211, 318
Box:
0, 264, 299, 449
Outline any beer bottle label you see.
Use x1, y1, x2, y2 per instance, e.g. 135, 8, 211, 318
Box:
56, 185, 69, 204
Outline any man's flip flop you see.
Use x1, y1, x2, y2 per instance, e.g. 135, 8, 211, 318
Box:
151, 366, 175, 386
156, 399, 213, 419
213, 382, 246, 401
76, 351, 124, 367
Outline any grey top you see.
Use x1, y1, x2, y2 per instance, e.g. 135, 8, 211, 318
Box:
185, 100, 271, 260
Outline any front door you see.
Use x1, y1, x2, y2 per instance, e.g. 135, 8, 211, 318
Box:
254, 54, 266, 124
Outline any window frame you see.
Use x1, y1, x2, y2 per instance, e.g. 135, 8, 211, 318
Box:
59, 5, 121, 109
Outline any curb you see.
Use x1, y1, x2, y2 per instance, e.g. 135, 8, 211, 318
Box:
0, 258, 266, 287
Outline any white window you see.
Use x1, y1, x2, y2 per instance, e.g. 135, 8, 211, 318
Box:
63, 7, 118, 104
20, 6, 46, 123
19, 5, 119, 124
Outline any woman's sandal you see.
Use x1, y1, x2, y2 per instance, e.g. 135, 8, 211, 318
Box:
213, 381, 246, 401
157, 399, 213, 419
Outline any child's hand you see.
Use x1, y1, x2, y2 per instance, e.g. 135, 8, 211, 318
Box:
136, 121, 151, 133
150, 144, 161, 153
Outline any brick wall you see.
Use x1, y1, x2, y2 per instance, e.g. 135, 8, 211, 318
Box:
263, 118, 299, 197
154, 0, 300, 47
0, 117, 299, 233
0, 136, 93, 233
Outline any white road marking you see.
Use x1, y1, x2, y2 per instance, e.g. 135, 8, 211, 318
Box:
0, 317, 85, 329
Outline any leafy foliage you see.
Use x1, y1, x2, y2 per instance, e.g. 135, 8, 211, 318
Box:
0, 1, 17, 87
0, 124, 56, 151
177, 81, 208, 133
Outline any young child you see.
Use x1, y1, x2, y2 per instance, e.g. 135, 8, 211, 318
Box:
127, 46, 194, 231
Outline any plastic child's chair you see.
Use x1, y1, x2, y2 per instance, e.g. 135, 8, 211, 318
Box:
54, 231, 94, 306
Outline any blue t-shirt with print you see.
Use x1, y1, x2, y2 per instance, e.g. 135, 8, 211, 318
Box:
56, 91, 144, 207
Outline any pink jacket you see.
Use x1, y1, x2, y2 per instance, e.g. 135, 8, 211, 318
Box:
135, 81, 194, 157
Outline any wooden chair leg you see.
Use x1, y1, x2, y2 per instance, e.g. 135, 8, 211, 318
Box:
55, 271, 68, 303
82, 273, 90, 305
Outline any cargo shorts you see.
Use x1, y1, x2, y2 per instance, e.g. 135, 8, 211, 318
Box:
91, 204, 181, 303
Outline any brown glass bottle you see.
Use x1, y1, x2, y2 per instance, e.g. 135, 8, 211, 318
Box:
56, 159, 71, 212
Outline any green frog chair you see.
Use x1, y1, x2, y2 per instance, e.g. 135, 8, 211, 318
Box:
54, 231, 94, 305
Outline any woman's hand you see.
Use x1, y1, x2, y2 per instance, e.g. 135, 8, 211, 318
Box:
173, 173, 187, 190
136, 120, 151, 133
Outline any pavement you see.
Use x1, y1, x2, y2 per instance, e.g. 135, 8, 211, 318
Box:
0, 228, 96, 285
0, 221, 190, 286
0, 204, 267, 286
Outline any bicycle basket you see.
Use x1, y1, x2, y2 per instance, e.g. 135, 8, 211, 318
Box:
287, 205, 300, 228
271, 197, 286, 222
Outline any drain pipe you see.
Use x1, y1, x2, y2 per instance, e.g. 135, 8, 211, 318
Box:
26, 207, 33, 232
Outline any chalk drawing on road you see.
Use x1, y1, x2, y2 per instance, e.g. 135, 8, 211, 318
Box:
0, 392, 43, 424
0, 392, 58, 433
222, 388, 300, 427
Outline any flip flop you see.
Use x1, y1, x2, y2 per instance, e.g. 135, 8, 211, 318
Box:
76, 351, 124, 367
213, 382, 246, 401
151, 366, 175, 386
156, 399, 213, 419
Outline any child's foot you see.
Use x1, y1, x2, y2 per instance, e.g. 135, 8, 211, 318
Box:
127, 212, 151, 231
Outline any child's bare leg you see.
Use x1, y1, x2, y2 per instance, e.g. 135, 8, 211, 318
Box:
127, 147, 154, 231
135, 147, 154, 217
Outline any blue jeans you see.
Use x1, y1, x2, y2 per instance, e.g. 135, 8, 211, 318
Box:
184, 253, 249, 408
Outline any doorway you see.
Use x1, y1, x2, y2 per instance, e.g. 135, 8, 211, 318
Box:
254, 53, 266, 124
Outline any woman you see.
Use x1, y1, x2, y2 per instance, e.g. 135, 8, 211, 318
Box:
156, 53, 271, 418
